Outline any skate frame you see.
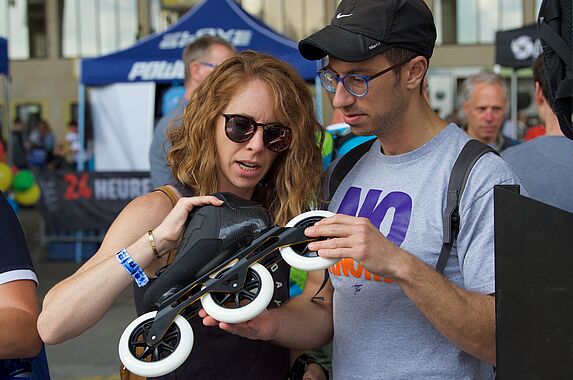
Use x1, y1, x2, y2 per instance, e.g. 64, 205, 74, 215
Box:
145, 225, 315, 347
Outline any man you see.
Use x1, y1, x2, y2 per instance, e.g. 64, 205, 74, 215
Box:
502, 53, 573, 213
149, 36, 235, 188
201, 0, 521, 379
10, 118, 28, 169
461, 71, 520, 152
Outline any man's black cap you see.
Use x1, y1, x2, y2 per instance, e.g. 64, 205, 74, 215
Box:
299, 0, 437, 62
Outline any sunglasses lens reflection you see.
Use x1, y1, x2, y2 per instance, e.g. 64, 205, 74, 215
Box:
264, 124, 291, 153
226, 116, 254, 143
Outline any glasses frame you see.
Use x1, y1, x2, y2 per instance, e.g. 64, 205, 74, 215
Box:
222, 114, 292, 153
198, 61, 217, 68
318, 56, 414, 98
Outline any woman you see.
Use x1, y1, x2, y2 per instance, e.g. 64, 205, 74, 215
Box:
38, 51, 325, 379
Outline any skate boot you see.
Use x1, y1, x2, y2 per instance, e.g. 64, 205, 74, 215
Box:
143, 192, 273, 308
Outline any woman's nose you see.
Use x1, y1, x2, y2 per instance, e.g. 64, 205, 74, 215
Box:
245, 127, 265, 151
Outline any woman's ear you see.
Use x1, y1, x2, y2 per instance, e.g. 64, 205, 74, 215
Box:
405, 56, 428, 91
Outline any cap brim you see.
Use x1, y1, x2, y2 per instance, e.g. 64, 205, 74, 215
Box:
298, 25, 386, 62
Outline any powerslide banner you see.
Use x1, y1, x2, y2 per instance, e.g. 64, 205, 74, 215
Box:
37, 171, 152, 230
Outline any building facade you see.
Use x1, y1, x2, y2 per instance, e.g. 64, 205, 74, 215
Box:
0, 0, 544, 142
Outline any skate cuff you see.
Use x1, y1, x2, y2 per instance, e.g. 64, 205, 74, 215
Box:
116, 248, 149, 287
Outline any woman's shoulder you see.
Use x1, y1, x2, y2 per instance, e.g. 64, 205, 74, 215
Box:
129, 188, 178, 212
112, 190, 177, 226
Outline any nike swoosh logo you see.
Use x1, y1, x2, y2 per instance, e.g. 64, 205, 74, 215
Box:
336, 13, 352, 19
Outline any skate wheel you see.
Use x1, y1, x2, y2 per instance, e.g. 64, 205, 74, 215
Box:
118, 311, 194, 377
201, 263, 273, 323
280, 210, 339, 271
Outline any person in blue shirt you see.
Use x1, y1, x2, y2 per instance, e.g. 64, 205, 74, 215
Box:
0, 190, 50, 379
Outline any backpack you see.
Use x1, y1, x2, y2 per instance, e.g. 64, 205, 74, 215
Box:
322, 138, 498, 274
538, 0, 572, 139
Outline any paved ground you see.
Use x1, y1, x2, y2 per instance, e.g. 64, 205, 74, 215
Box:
21, 208, 136, 380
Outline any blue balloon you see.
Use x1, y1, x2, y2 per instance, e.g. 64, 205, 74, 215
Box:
7, 196, 19, 214
161, 86, 186, 116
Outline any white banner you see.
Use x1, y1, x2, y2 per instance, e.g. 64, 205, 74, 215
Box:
90, 83, 155, 171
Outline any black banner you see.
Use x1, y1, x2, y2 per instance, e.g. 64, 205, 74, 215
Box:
496, 24, 542, 68
37, 171, 152, 231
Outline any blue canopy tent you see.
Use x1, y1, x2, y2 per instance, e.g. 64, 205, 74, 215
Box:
0, 37, 7, 76
0, 37, 11, 164
78, 0, 321, 172
81, 0, 316, 84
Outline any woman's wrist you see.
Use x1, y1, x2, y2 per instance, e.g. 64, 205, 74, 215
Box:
148, 227, 176, 257
290, 353, 329, 380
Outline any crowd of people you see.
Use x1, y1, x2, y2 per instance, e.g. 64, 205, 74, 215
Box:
1, 0, 571, 379
0, 118, 82, 171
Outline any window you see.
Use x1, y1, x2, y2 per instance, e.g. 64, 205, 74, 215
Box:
150, 0, 194, 34
59, 0, 138, 58
535, 0, 543, 17
0, 0, 47, 59
28, 0, 47, 57
435, 0, 524, 45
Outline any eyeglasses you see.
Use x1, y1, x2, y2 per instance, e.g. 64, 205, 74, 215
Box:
198, 61, 217, 68
318, 57, 414, 98
222, 114, 292, 153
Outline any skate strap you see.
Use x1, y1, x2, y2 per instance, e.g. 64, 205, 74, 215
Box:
153, 185, 182, 265
311, 269, 330, 302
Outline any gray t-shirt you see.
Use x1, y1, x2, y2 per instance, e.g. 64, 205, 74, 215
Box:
502, 135, 573, 213
149, 98, 187, 188
328, 124, 520, 379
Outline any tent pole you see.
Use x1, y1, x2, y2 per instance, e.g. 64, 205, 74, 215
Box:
3, 76, 11, 165
511, 69, 518, 140
75, 81, 86, 264
315, 60, 323, 124
78, 82, 86, 172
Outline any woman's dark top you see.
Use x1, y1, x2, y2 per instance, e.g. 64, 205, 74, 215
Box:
132, 184, 290, 379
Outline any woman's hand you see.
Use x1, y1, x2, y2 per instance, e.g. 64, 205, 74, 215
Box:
198, 308, 280, 342
152, 196, 224, 256
303, 363, 329, 380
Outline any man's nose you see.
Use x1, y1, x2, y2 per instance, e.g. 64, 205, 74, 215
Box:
332, 81, 355, 110
483, 109, 495, 121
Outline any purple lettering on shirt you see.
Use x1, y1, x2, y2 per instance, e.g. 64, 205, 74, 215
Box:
337, 187, 412, 246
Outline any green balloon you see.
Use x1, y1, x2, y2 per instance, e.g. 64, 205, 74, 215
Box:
13, 170, 36, 192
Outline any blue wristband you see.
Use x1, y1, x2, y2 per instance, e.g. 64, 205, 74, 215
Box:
116, 248, 149, 287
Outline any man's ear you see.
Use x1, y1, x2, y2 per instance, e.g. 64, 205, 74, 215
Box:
462, 99, 470, 116
189, 61, 201, 81
405, 56, 428, 90
534, 81, 545, 107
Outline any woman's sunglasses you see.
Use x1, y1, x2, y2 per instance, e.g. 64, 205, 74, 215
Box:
223, 114, 292, 153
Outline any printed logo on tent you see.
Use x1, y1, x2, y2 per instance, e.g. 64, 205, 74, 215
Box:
128, 60, 185, 81
159, 29, 253, 49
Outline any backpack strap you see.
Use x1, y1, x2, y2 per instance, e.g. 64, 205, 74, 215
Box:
322, 138, 376, 202
435, 140, 498, 274
153, 184, 180, 207
539, 9, 572, 101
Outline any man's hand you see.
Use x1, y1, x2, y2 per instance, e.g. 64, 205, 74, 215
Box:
305, 213, 405, 278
